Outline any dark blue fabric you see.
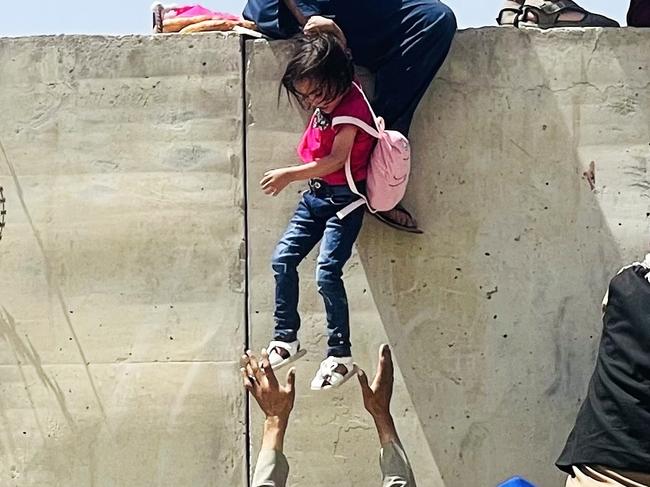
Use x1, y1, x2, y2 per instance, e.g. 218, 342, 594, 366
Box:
271, 186, 364, 357
366, 1, 457, 135
243, 0, 456, 135
243, 0, 323, 37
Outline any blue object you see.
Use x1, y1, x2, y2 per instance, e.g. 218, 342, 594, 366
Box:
242, 0, 457, 136
498, 477, 536, 487
272, 184, 366, 357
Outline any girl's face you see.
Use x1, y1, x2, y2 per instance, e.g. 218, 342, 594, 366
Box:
294, 78, 345, 113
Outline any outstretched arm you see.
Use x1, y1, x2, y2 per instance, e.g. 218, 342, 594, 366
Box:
242, 349, 297, 487
260, 125, 357, 196
358, 345, 417, 487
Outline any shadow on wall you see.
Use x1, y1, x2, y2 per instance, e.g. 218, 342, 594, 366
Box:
357, 28, 648, 486
0, 34, 248, 487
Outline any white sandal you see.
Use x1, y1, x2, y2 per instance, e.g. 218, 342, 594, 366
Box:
267, 340, 307, 370
310, 356, 358, 391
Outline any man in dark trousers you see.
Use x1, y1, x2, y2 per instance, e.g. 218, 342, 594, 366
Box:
243, 0, 456, 233
556, 255, 650, 486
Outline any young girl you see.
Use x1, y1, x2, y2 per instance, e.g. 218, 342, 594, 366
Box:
260, 32, 375, 390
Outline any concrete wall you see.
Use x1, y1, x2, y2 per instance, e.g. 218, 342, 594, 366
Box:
246, 28, 650, 487
1, 28, 649, 487
0, 35, 246, 486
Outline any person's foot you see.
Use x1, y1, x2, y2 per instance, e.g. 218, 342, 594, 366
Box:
523, 8, 583, 23
310, 356, 357, 390
519, 0, 620, 28
267, 340, 307, 369
374, 204, 422, 234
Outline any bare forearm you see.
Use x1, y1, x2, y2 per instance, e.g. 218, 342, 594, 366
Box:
372, 413, 399, 446
286, 157, 345, 182
283, 0, 308, 25
261, 417, 289, 452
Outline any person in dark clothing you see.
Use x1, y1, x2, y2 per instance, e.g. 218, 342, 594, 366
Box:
628, 0, 650, 26
243, 0, 457, 233
556, 255, 650, 486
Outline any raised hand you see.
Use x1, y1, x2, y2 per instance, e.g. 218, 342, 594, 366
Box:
242, 348, 296, 421
357, 344, 399, 445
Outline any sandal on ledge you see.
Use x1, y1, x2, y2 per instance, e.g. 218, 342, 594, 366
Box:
497, 0, 524, 26
517, 0, 619, 28
374, 203, 423, 234
267, 340, 307, 370
310, 356, 357, 391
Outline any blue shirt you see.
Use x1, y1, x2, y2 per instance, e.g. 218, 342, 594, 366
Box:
242, 0, 407, 66
243, 0, 324, 39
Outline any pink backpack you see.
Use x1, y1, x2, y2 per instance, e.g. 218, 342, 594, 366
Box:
332, 82, 411, 219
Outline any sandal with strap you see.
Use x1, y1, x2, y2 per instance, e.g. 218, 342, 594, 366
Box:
497, 0, 524, 26
267, 340, 307, 370
310, 356, 358, 391
517, 0, 619, 29
374, 203, 423, 234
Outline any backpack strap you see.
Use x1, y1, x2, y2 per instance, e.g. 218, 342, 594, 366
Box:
335, 157, 371, 219
333, 82, 382, 220
351, 81, 380, 126
331, 115, 381, 139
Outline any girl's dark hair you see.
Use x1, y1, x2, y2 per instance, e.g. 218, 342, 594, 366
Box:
281, 32, 354, 109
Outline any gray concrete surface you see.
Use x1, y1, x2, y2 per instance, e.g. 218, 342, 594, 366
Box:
246, 28, 649, 487
0, 27, 649, 487
0, 35, 246, 486
355, 27, 650, 486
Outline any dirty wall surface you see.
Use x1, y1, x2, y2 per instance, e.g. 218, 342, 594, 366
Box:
0, 27, 649, 487
0, 35, 246, 486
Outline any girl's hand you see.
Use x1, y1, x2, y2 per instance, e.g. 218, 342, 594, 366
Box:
304, 16, 347, 46
260, 168, 294, 196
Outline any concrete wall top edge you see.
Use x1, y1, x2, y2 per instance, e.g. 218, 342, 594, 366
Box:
3, 26, 649, 44
0, 32, 240, 42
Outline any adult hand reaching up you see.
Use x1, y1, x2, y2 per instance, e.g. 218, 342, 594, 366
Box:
242, 349, 296, 452
245, 344, 417, 486
357, 344, 400, 446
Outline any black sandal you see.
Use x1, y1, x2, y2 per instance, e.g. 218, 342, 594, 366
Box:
497, 0, 524, 26
152, 3, 164, 33
517, 0, 619, 29
374, 204, 423, 234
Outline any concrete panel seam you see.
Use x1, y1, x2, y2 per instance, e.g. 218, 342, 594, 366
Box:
241, 34, 252, 487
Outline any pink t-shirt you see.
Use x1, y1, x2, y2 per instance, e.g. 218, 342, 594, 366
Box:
297, 85, 375, 186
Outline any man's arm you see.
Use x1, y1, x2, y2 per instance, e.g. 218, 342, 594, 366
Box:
282, 0, 347, 45
282, 0, 308, 26
357, 345, 417, 487
242, 350, 296, 487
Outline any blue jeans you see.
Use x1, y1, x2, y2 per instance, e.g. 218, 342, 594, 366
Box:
272, 181, 365, 357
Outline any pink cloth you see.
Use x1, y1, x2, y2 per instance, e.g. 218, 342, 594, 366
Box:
297, 86, 375, 185
171, 5, 241, 21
